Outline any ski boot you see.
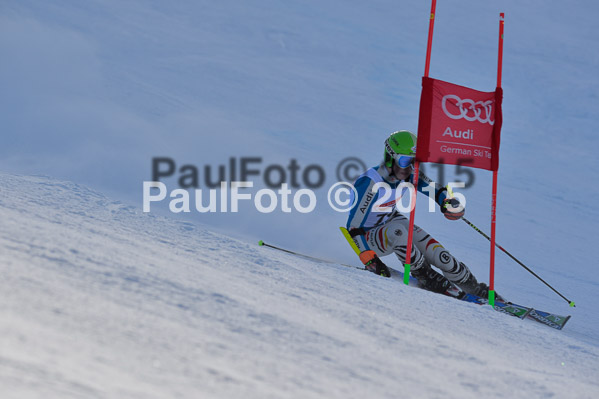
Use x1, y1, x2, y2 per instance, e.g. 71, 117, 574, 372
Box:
457, 269, 505, 302
471, 282, 505, 302
411, 261, 452, 294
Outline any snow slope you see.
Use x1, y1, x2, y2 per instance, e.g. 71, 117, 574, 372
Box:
2, 0, 598, 298
2, 0, 598, 262
1, 172, 598, 398
2, 0, 599, 396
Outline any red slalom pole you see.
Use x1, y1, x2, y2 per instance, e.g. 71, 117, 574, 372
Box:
489, 13, 504, 306
424, 0, 437, 77
497, 13, 504, 88
404, 0, 437, 285
404, 161, 421, 285
489, 171, 498, 305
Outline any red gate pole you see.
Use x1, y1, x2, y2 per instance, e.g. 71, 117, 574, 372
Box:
496, 13, 504, 88
404, 0, 437, 285
489, 13, 504, 306
424, 0, 437, 77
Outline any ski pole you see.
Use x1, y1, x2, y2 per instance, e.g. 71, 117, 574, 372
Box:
459, 217, 575, 307
257, 240, 364, 271
443, 184, 575, 307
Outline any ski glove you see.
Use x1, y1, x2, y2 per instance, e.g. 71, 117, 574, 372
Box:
441, 197, 465, 220
359, 250, 391, 278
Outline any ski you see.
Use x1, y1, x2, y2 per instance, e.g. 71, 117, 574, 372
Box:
260, 236, 572, 330
392, 266, 573, 327
388, 266, 531, 319
487, 299, 532, 319
388, 266, 464, 298
517, 306, 571, 330
338, 226, 570, 328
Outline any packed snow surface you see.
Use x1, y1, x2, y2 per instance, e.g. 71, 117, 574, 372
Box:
1, 172, 598, 398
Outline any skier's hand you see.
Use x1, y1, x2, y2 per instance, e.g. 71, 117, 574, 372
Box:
442, 197, 465, 220
367, 256, 391, 278
348, 227, 366, 238
359, 250, 391, 277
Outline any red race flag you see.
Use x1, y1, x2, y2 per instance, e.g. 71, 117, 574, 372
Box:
416, 77, 503, 171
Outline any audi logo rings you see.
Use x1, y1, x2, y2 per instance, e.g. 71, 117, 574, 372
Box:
442, 94, 495, 125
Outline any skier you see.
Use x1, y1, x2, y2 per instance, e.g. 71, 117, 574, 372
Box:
347, 130, 499, 299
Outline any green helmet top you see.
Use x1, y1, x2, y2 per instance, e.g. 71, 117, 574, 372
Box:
384, 130, 417, 168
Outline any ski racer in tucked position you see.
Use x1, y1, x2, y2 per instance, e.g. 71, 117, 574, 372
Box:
347, 130, 499, 299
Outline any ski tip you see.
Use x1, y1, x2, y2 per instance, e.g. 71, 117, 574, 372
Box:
562, 315, 572, 329
569, 301, 576, 308
258, 240, 264, 246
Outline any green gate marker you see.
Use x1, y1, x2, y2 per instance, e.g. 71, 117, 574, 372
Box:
404, 263, 410, 285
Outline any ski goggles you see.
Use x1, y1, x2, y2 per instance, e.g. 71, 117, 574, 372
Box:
394, 154, 415, 168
